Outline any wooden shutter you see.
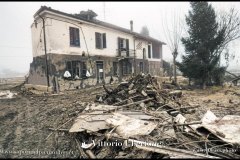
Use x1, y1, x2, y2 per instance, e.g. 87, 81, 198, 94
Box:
103, 33, 106, 48
95, 32, 98, 48
126, 39, 129, 56
148, 45, 151, 58
118, 37, 121, 56
75, 28, 80, 46
95, 32, 101, 49
70, 27, 74, 46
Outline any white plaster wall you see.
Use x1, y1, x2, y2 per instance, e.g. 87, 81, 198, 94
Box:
32, 13, 135, 58
134, 40, 163, 62
134, 39, 149, 59
31, 20, 44, 57
31, 11, 163, 62
31, 18, 54, 57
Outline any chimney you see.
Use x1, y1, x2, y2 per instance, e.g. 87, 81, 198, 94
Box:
130, 20, 133, 32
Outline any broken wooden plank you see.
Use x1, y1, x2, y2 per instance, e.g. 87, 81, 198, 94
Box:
169, 90, 182, 98
84, 104, 118, 111
160, 121, 202, 127
128, 89, 137, 94
103, 84, 112, 94
112, 95, 140, 106
46, 118, 74, 140
48, 128, 69, 132
85, 150, 96, 159
118, 97, 154, 108
141, 90, 148, 97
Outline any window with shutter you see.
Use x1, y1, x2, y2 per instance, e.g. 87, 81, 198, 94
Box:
69, 27, 80, 47
95, 32, 107, 49
95, 32, 101, 49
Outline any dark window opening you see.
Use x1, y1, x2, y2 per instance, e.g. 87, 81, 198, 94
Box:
95, 32, 106, 49
96, 61, 104, 83
148, 44, 151, 58
66, 61, 87, 79
70, 27, 80, 47
113, 62, 118, 76
120, 38, 126, 49
122, 61, 132, 75
143, 48, 146, 59
81, 62, 87, 79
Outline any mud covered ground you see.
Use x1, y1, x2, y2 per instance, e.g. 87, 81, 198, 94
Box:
0, 78, 240, 158
0, 80, 116, 158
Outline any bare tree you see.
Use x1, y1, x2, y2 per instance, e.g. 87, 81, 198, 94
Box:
162, 10, 183, 84
216, 8, 240, 66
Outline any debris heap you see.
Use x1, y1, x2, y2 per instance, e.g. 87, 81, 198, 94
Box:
66, 74, 240, 158
95, 74, 186, 116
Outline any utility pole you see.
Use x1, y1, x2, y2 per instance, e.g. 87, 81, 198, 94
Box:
103, 2, 106, 21
38, 14, 50, 87
133, 37, 136, 76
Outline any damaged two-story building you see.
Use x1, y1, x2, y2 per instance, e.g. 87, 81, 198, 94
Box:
27, 6, 166, 91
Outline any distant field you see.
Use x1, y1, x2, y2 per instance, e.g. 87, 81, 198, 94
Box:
0, 77, 25, 90
0, 77, 25, 83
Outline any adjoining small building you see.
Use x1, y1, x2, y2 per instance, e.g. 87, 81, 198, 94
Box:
27, 6, 166, 91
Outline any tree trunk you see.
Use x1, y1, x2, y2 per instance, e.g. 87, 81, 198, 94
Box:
188, 78, 191, 86
173, 56, 177, 84
202, 79, 206, 89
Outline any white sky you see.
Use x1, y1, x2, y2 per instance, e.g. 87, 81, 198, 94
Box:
0, 2, 240, 75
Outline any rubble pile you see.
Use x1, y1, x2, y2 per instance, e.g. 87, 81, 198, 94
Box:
67, 74, 240, 158
95, 74, 162, 105
95, 74, 186, 116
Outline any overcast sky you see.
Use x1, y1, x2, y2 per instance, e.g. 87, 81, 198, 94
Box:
0, 2, 240, 76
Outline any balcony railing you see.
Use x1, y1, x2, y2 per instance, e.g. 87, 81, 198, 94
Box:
116, 49, 135, 59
